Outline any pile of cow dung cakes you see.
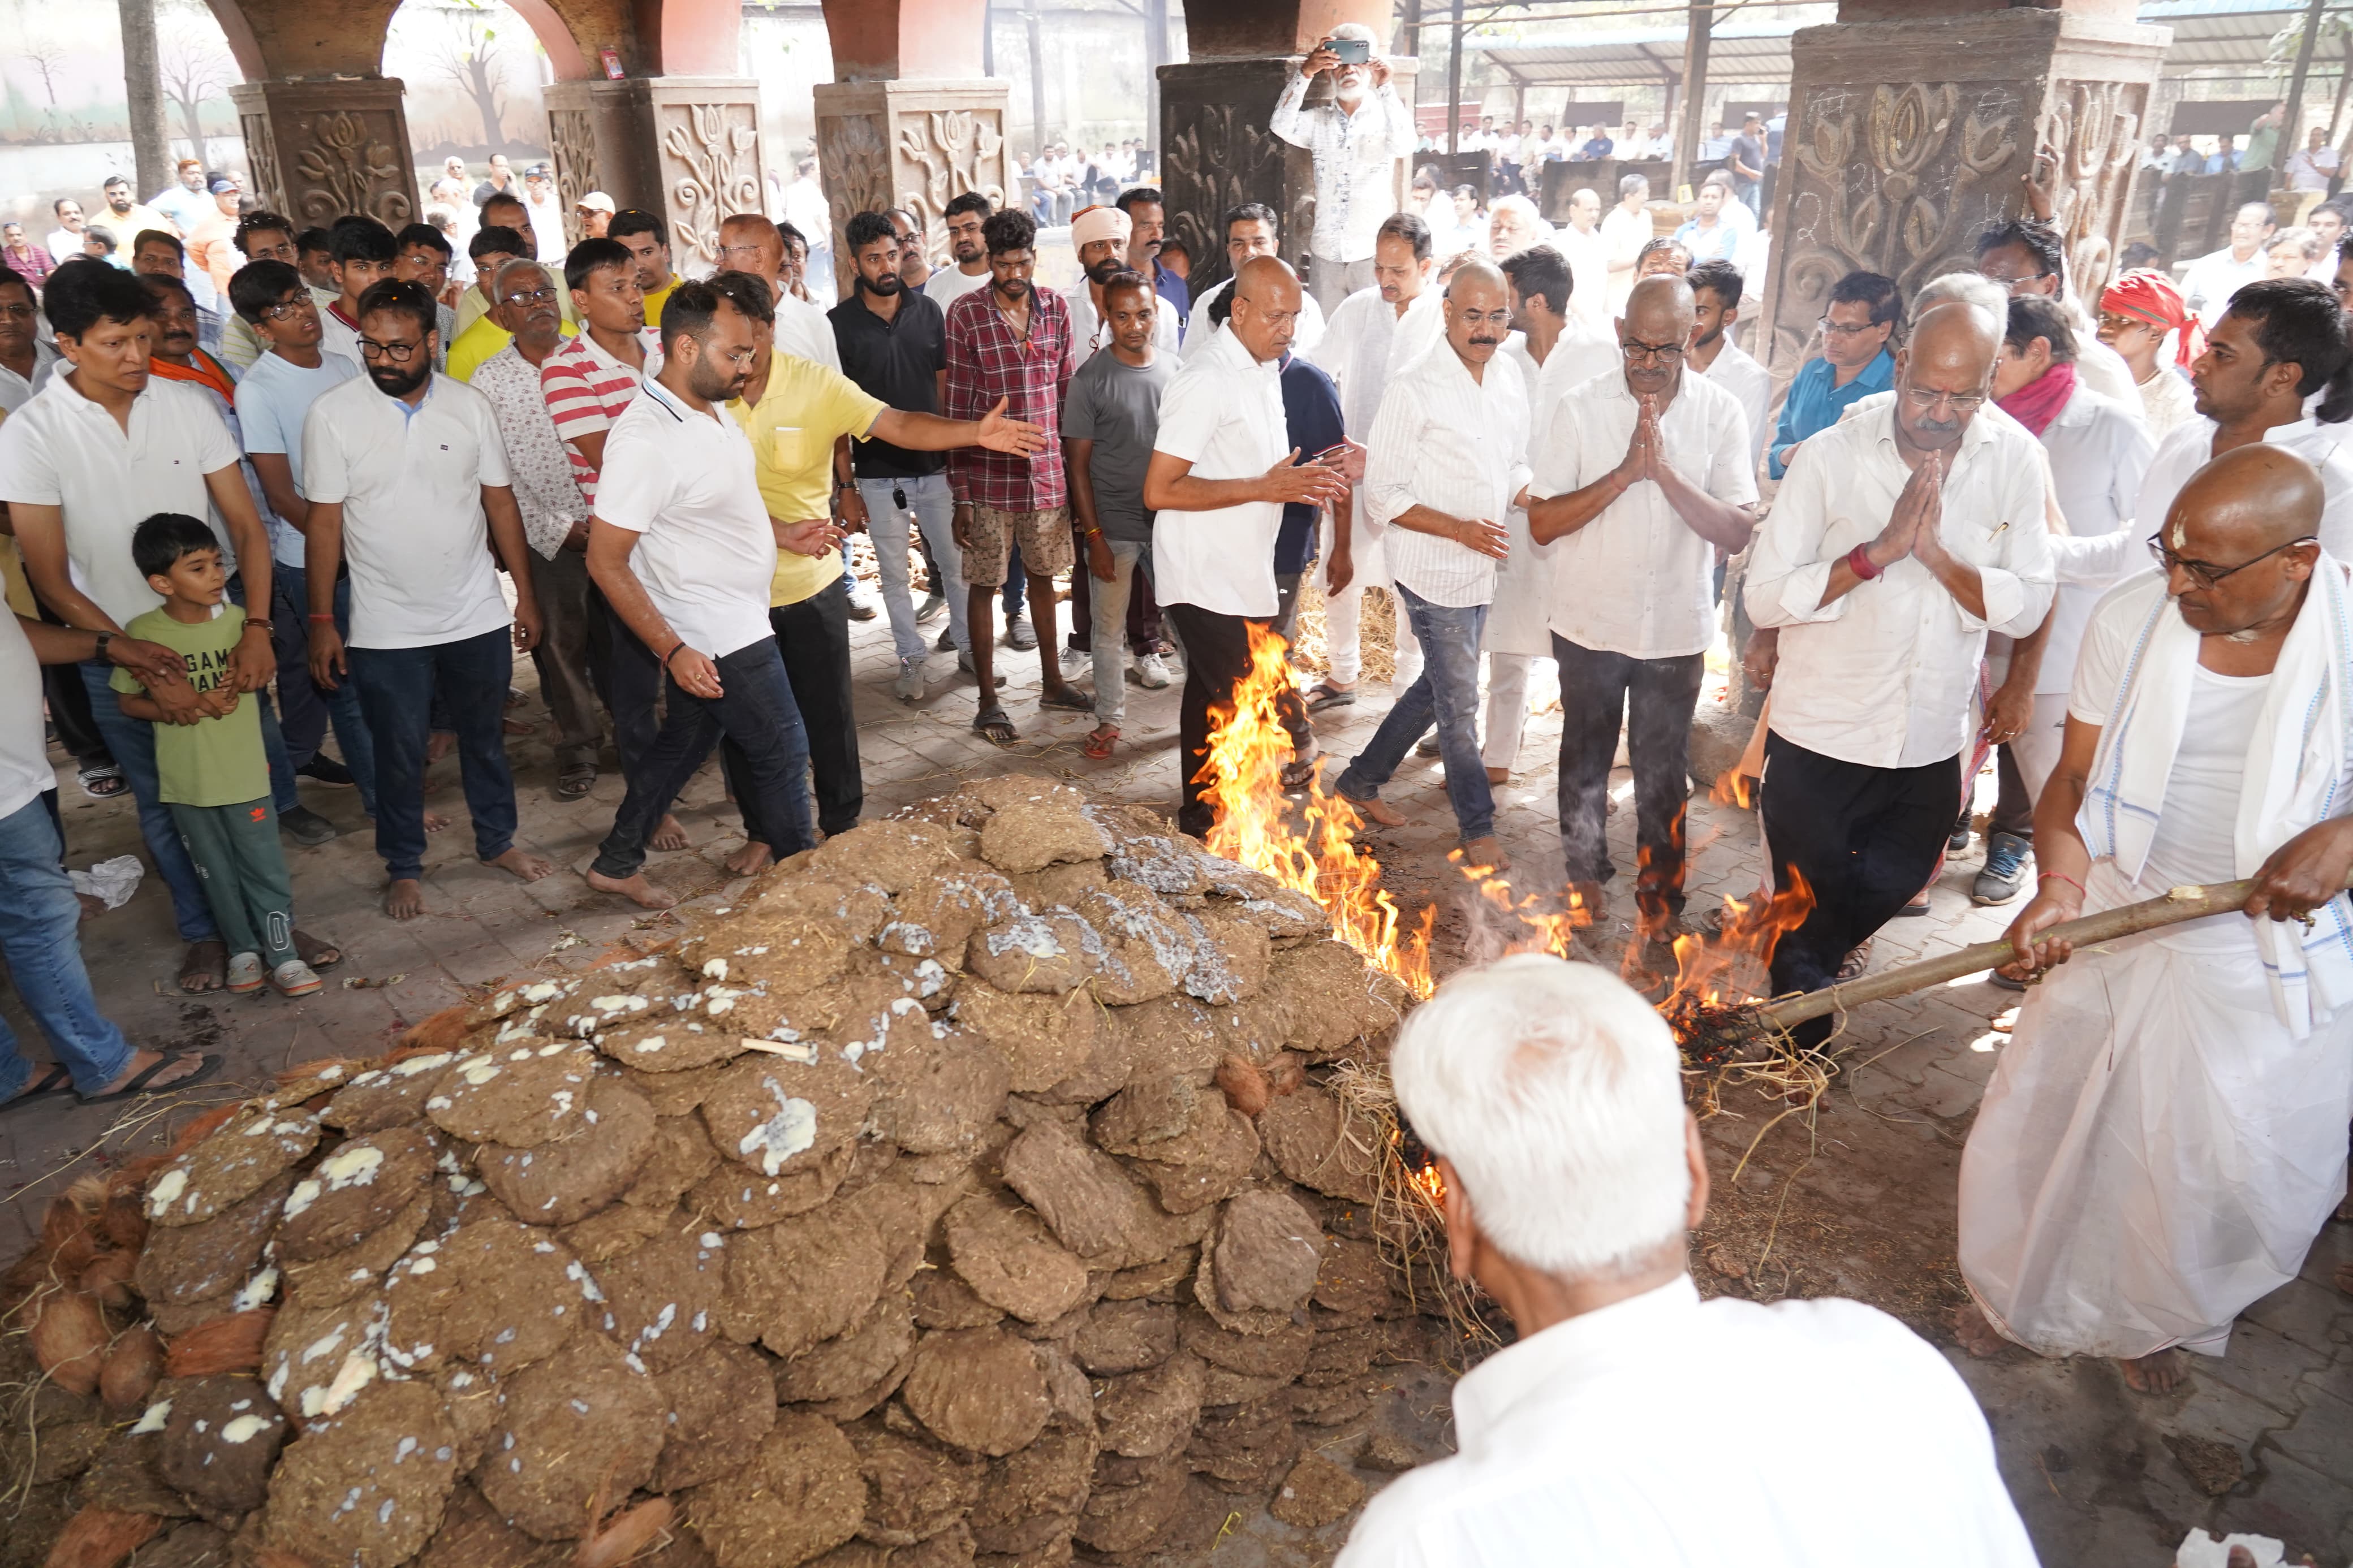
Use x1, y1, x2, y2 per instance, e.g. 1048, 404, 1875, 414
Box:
1, 777, 1451, 1568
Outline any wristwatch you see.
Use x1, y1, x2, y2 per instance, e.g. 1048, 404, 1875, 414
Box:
93, 630, 114, 664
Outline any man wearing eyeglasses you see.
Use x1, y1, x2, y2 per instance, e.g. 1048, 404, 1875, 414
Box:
1959, 443, 2353, 1399
1972, 219, 2142, 416
1766, 269, 1898, 479
1745, 301, 2054, 1047
300, 278, 551, 922
1529, 275, 1758, 941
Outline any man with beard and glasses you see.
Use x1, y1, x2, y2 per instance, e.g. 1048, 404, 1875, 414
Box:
926, 192, 995, 310
229, 258, 377, 817
4, 260, 341, 994
1067, 205, 1181, 358
1147, 255, 1348, 836
1529, 276, 1757, 940
1117, 185, 1188, 328
1331, 260, 1531, 872
1745, 302, 2053, 1047
1685, 258, 1770, 469
582, 281, 816, 909
943, 208, 1084, 742
301, 278, 551, 922
471, 258, 605, 802
714, 266, 1042, 869
1272, 23, 1417, 316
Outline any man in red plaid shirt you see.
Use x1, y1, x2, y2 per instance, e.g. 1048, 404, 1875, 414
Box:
943, 208, 1090, 742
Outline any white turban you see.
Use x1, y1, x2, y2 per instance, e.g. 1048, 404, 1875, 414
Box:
1071, 205, 1132, 252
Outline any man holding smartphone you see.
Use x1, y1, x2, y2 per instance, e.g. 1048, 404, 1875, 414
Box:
1271, 23, 1419, 317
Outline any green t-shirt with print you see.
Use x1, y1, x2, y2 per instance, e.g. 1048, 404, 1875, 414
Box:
111, 604, 269, 807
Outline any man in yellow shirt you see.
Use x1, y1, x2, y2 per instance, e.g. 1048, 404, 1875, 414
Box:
447, 224, 576, 381
704, 270, 1044, 872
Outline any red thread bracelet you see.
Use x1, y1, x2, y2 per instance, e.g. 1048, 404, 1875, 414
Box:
2039, 870, 2086, 897
1847, 543, 1882, 581
307, 614, 335, 623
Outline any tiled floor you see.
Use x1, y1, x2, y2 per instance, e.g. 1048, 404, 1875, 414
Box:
5, 591, 2348, 1565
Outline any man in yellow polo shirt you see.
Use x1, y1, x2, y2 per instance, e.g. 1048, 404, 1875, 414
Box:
704, 270, 1046, 873
447, 224, 576, 382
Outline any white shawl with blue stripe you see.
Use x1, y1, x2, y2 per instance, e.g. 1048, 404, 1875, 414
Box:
2079, 557, 2353, 1036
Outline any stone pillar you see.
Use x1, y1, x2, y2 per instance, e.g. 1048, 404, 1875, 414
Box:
1754, 5, 2169, 380
229, 78, 419, 231
544, 77, 768, 269
812, 80, 1015, 292
1156, 57, 1416, 298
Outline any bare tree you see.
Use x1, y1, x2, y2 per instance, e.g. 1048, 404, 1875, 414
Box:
438, 15, 508, 154
118, 0, 170, 196
158, 5, 230, 161
23, 36, 67, 106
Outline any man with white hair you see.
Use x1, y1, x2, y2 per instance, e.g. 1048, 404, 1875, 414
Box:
1602, 174, 1652, 316
1337, 953, 2039, 1567
1270, 26, 1418, 316
1486, 195, 1549, 262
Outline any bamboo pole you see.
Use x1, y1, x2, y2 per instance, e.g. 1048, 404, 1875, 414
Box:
1747, 878, 2288, 1037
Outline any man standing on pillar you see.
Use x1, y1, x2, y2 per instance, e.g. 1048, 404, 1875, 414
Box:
1147, 256, 1349, 837
1331, 261, 1531, 871
1530, 276, 1757, 934
1744, 302, 2053, 1044
1270, 26, 1415, 318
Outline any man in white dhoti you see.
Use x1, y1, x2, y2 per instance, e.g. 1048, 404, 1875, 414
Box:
1335, 954, 2040, 1568
1958, 444, 2353, 1394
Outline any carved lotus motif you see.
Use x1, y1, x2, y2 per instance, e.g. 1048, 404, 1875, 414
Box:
293, 111, 412, 227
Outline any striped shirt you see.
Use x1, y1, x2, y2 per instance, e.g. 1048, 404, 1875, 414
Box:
943, 284, 1072, 512
539, 327, 660, 507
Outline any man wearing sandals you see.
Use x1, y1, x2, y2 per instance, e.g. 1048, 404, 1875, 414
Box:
0, 610, 221, 1108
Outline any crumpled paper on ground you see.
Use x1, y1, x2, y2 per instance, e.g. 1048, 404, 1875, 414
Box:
2176, 1529, 2287, 1567
70, 854, 143, 910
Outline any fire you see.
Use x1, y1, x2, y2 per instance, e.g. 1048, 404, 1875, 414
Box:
1657, 869, 1816, 1061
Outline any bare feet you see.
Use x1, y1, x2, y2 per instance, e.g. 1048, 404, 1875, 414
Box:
1355, 795, 1408, 828
1461, 836, 1510, 874
2120, 1347, 2187, 1394
650, 814, 688, 852
426, 729, 456, 766
1951, 1303, 2010, 1359
485, 847, 554, 883
386, 878, 426, 921
587, 869, 678, 909
176, 938, 227, 994
1485, 766, 1510, 787
424, 810, 451, 833
2336, 1260, 2352, 1297
725, 841, 774, 877
77, 892, 107, 922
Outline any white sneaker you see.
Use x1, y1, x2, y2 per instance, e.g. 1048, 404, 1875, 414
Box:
894, 655, 926, 702
1133, 651, 1171, 689
1060, 643, 1090, 671
225, 951, 265, 994
271, 958, 324, 997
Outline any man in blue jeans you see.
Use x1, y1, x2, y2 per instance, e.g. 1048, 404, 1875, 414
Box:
584, 280, 815, 908
301, 278, 553, 920
0, 611, 219, 1105
1331, 261, 1530, 871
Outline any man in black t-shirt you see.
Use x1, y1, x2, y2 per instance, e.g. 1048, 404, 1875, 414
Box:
1727, 114, 1766, 220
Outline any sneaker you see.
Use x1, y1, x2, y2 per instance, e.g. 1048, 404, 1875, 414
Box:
846, 591, 879, 623
1948, 822, 1972, 854
1060, 642, 1091, 671
894, 655, 926, 702
955, 651, 1009, 688
936, 627, 957, 652
916, 593, 947, 624
296, 754, 355, 788
1132, 651, 1171, 689
1415, 735, 1441, 759
225, 951, 265, 994
1005, 614, 1038, 651
280, 804, 338, 846
1972, 831, 2032, 906
270, 958, 324, 997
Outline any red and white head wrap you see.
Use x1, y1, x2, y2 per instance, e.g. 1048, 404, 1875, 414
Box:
2100, 267, 2203, 369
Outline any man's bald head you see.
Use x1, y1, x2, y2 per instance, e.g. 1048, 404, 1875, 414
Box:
2162, 444, 2324, 635
1618, 274, 1695, 396
1229, 254, 1304, 363
1908, 299, 2003, 367
1893, 300, 2002, 453
720, 213, 783, 282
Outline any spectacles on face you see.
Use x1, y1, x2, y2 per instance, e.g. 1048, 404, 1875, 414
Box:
2148, 533, 2315, 589
1981, 268, 2052, 295
260, 295, 316, 322
0, 301, 35, 322
1901, 383, 1987, 415
1619, 337, 1685, 364
718, 242, 766, 262
359, 336, 424, 362
2097, 311, 2156, 336
2334, 275, 2353, 306
1818, 315, 1886, 340
498, 286, 557, 308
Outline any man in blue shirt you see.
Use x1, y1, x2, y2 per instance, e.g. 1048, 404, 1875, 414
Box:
1767, 269, 1899, 479
1117, 186, 1190, 333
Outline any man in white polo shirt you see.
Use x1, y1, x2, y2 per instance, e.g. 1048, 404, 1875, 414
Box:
581, 279, 816, 910
1529, 275, 1758, 939
0, 259, 315, 995
1145, 254, 1349, 837
302, 278, 552, 922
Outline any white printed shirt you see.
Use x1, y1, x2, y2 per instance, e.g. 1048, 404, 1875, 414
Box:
1268, 74, 1419, 264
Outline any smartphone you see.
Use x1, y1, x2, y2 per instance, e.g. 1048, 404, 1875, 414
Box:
1328, 36, 1371, 64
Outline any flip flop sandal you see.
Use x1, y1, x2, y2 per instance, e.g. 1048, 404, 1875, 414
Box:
1305, 683, 1356, 712
1039, 686, 1094, 712
78, 1051, 223, 1105
292, 929, 343, 972
78, 763, 128, 798
556, 763, 598, 801
177, 938, 229, 994
1, 1062, 76, 1115
1083, 725, 1119, 761
1280, 749, 1322, 792
972, 706, 1020, 746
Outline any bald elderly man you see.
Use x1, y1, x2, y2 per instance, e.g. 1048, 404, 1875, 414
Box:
1959, 445, 2353, 1396
1146, 254, 1348, 837
1332, 260, 1532, 870
1529, 275, 1757, 940
1337, 954, 2038, 1567
1746, 301, 2055, 1037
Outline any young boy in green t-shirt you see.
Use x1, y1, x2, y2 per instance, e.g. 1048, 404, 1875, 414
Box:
111, 514, 323, 997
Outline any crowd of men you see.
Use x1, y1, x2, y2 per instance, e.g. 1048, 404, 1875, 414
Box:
5, 34, 2353, 1561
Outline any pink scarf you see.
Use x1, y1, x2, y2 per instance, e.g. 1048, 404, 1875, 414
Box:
1996, 360, 2076, 438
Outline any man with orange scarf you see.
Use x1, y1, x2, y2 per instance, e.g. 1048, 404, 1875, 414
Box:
2096, 269, 2200, 438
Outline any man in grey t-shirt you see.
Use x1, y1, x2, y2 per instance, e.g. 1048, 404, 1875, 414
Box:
1063, 274, 1178, 756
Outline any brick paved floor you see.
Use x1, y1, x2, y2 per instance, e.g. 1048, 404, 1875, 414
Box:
4, 594, 2348, 1565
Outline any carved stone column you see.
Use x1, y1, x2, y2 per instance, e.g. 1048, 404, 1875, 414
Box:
812, 80, 1014, 293
1755, 6, 2169, 381
542, 78, 768, 270
229, 79, 419, 231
